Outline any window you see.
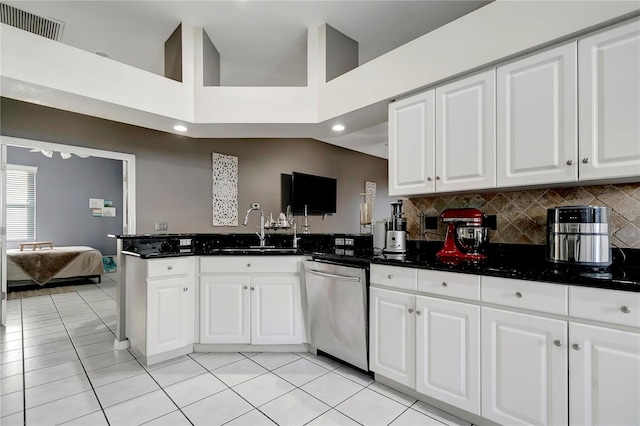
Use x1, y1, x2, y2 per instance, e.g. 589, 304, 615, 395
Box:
6, 164, 37, 241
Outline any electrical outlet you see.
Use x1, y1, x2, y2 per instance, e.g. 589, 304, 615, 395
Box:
155, 222, 168, 231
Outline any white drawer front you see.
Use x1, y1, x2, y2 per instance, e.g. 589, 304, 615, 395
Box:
481, 276, 568, 315
417, 270, 480, 300
570, 286, 640, 328
147, 257, 191, 279
200, 256, 301, 274
370, 265, 417, 291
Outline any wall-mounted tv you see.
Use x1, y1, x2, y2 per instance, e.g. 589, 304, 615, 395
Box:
283, 172, 337, 215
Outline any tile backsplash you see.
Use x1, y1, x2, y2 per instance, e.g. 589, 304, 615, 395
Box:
403, 183, 640, 248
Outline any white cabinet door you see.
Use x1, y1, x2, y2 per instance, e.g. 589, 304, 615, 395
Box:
251, 276, 303, 345
579, 19, 640, 181
569, 323, 640, 426
388, 90, 435, 196
497, 43, 578, 187
147, 277, 194, 356
436, 70, 496, 192
481, 307, 568, 425
369, 287, 416, 388
200, 276, 250, 344
416, 296, 480, 415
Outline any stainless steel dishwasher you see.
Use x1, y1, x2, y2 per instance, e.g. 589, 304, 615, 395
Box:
303, 259, 369, 371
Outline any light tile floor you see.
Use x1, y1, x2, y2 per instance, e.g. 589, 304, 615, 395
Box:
1, 275, 472, 426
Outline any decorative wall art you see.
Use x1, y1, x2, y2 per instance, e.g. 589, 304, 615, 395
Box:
212, 153, 239, 226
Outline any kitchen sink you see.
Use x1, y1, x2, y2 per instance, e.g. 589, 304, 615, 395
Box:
214, 247, 299, 254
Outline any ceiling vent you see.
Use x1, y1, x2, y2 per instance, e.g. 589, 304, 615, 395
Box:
0, 2, 65, 41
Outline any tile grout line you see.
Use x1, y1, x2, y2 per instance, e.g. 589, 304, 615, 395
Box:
21, 298, 27, 426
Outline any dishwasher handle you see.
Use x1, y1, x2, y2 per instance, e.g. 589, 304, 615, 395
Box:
304, 268, 361, 282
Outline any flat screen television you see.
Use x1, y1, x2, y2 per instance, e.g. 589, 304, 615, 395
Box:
289, 172, 337, 215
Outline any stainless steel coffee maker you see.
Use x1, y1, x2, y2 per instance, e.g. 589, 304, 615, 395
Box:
384, 200, 407, 254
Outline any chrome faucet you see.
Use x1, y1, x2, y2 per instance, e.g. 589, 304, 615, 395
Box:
243, 203, 267, 248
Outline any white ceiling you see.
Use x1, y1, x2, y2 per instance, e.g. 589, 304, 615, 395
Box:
4, 0, 491, 156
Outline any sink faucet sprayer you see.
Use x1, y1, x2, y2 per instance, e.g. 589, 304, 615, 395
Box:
243, 203, 267, 248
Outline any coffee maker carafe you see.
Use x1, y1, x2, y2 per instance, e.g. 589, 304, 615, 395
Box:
384, 200, 407, 254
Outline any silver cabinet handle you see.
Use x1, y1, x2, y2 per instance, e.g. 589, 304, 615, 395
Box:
244, 286, 248, 290
427, 177, 432, 181
388, 275, 393, 279
582, 157, 590, 164
167, 265, 173, 270
416, 311, 422, 316
442, 282, 448, 288
554, 339, 562, 347
566, 160, 573, 166
572, 343, 582, 351
247, 263, 251, 268
408, 308, 414, 314
251, 287, 255, 291
621, 306, 631, 314
183, 287, 188, 292
436, 176, 441, 180
515, 291, 523, 298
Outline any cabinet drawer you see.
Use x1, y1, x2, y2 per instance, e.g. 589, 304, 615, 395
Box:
200, 256, 301, 274
417, 270, 480, 300
569, 286, 640, 328
481, 276, 568, 315
371, 265, 417, 291
147, 257, 192, 278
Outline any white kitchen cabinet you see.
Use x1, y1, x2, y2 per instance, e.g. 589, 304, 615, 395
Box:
251, 276, 303, 345
416, 295, 480, 415
435, 69, 496, 192
481, 307, 568, 426
199, 256, 304, 345
388, 90, 435, 196
579, 19, 640, 181
497, 42, 578, 187
125, 256, 195, 365
369, 287, 416, 388
569, 322, 640, 426
200, 276, 251, 344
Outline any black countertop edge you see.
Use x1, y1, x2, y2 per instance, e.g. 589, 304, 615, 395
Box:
109, 233, 370, 239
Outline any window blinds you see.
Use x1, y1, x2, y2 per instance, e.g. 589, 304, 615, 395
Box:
6, 165, 37, 241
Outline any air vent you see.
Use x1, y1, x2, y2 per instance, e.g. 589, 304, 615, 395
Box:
0, 2, 65, 41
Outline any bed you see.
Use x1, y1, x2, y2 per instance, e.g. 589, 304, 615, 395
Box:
7, 246, 105, 288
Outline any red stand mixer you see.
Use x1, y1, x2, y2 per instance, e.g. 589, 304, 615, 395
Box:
437, 208, 497, 261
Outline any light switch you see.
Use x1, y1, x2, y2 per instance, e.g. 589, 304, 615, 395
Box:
155, 222, 168, 231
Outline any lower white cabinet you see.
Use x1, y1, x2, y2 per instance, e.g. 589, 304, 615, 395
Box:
125, 256, 195, 364
569, 322, 640, 426
481, 307, 568, 426
416, 296, 480, 415
199, 256, 304, 345
369, 287, 416, 387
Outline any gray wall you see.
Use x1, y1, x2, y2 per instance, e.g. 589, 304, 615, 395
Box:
6, 146, 123, 255
1, 98, 391, 236
203, 29, 221, 86
326, 24, 359, 82
165, 24, 182, 82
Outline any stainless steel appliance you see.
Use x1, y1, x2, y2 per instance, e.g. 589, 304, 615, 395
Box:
373, 218, 388, 253
384, 200, 407, 254
547, 205, 611, 267
437, 208, 496, 260
303, 260, 369, 371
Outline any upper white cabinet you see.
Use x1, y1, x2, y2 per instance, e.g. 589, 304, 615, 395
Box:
579, 19, 640, 181
388, 90, 435, 196
435, 70, 496, 192
497, 43, 578, 186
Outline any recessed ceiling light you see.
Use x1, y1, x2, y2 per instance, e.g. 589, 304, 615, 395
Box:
173, 125, 188, 132
332, 124, 345, 132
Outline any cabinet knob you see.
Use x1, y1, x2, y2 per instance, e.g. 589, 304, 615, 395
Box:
515, 291, 523, 298
247, 263, 252, 268
244, 286, 248, 290
442, 282, 448, 288
427, 177, 432, 181
167, 265, 173, 270
183, 287, 188, 292
388, 274, 393, 279
554, 339, 562, 347
621, 305, 631, 314
436, 176, 441, 180
566, 160, 573, 166
572, 343, 582, 351
416, 311, 422, 316
251, 287, 255, 291
408, 308, 414, 314
582, 157, 590, 164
